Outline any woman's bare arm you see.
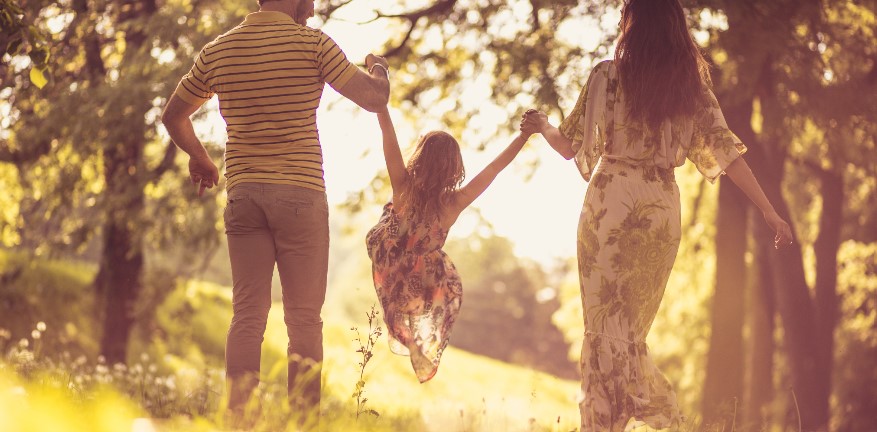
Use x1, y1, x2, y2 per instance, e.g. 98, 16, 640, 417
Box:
724, 156, 794, 249
522, 111, 575, 159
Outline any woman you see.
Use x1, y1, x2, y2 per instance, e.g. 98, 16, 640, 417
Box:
522, 0, 793, 430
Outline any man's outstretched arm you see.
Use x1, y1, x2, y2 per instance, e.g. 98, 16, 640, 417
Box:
333, 54, 390, 112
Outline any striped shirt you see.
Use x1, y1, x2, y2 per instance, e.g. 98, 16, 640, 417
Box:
173, 11, 358, 191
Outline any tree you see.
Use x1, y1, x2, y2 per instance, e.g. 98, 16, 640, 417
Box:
0, 0, 240, 363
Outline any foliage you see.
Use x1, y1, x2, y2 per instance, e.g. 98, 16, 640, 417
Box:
832, 241, 877, 432
0, 0, 51, 88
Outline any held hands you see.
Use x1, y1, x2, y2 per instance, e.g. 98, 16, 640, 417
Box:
365, 54, 389, 78
188, 154, 219, 197
764, 211, 794, 249
520, 109, 549, 136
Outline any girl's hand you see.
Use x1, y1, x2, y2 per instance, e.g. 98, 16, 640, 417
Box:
522, 110, 549, 134
764, 211, 793, 249
520, 109, 542, 136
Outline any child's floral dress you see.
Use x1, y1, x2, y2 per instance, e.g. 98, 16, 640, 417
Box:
366, 202, 463, 383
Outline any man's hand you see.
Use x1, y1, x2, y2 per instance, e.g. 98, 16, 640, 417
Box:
188, 155, 219, 197
365, 53, 388, 72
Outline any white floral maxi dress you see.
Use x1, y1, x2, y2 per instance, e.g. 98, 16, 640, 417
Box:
559, 60, 747, 431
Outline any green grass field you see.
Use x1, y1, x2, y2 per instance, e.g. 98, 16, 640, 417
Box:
0, 251, 581, 432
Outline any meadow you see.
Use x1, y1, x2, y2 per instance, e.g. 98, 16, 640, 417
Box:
0, 250, 582, 432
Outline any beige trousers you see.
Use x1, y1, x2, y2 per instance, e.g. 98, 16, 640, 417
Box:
223, 182, 329, 412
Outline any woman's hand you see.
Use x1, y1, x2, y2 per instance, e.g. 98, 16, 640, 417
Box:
521, 110, 549, 135
520, 109, 547, 136
764, 211, 794, 249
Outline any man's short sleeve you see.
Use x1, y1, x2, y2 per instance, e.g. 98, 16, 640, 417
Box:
316, 32, 357, 89
173, 50, 214, 106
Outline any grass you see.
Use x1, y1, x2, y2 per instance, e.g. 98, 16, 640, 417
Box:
0, 249, 582, 431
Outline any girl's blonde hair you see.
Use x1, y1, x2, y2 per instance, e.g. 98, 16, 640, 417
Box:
400, 131, 465, 222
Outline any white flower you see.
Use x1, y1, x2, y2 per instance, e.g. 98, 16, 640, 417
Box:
31, 330, 41, 340
18, 338, 29, 348
36, 322, 46, 332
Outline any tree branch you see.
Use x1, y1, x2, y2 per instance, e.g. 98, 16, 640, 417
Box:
373, 0, 457, 22
382, 21, 418, 59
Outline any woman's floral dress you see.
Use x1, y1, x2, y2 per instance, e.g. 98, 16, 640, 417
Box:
559, 60, 747, 431
366, 202, 463, 383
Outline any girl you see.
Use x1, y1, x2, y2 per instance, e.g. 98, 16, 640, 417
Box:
366, 108, 531, 382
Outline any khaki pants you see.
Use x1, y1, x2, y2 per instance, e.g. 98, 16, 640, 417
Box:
223, 182, 329, 412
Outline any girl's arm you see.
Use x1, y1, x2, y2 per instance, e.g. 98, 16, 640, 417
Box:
376, 108, 409, 201
724, 156, 795, 249
522, 111, 575, 159
447, 132, 530, 220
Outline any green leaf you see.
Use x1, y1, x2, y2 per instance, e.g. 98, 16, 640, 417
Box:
29, 66, 47, 89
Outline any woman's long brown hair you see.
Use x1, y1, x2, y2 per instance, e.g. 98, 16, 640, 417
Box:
400, 131, 465, 222
614, 0, 711, 125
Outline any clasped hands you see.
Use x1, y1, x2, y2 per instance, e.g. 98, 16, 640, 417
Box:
519, 109, 548, 137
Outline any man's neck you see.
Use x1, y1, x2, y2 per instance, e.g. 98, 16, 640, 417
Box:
259, 1, 296, 20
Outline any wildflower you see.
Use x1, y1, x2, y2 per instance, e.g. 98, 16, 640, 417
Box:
18, 338, 29, 348
36, 322, 46, 332
31, 330, 41, 340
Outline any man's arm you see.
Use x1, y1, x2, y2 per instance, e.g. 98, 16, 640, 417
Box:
332, 55, 390, 112
161, 95, 219, 196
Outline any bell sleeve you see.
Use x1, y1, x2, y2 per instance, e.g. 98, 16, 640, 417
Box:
558, 60, 611, 182
687, 89, 748, 183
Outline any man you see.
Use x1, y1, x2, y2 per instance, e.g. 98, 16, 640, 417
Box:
160, 0, 390, 419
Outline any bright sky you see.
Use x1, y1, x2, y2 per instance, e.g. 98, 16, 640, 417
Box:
198, 2, 619, 264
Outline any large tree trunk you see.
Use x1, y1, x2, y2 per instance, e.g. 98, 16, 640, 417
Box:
701, 92, 756, 427
812, 167, 843, 426
93, 0, 156, 364
95, 137, 147, 364
701, 179, 748, 426
745, 215, 777, 430
749, 84, 827, 429
95, 209, 144, 364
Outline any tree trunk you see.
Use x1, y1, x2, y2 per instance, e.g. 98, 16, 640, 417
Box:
812, 168, 843, 426
745, 137, 826, 431
744, 220, 777, 430
702, 178, 748, 426
95, 212, 144, 364
92, 0, 155, 366
94, 134, 147, 364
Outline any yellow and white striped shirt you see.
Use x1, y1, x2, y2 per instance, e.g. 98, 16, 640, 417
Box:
173, 11, 357, 191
